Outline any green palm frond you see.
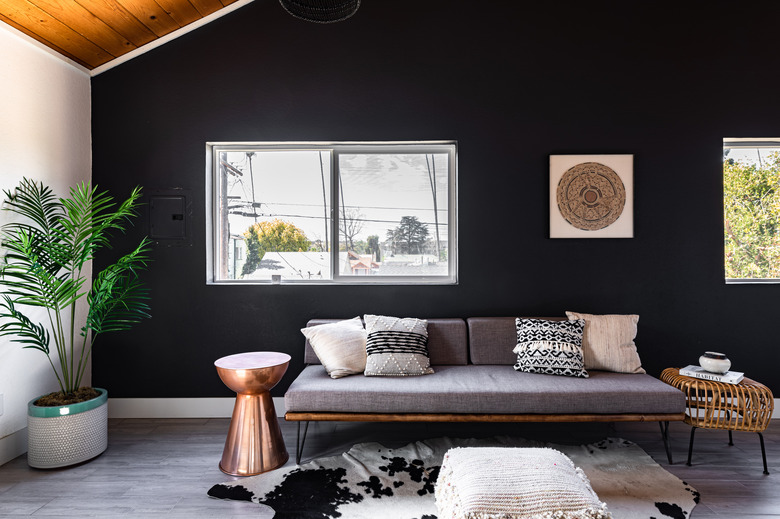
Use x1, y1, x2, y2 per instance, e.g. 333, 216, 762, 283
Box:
0, 295, 51, 353
2, 178, 64, 235
0, 177, 151, 395
85, 237, 152, 335
60, 183, 143, 272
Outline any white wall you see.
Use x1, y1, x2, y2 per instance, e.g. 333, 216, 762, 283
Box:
0, 24, 91, 465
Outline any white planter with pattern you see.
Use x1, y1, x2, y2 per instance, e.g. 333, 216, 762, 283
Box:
27, 388, 108, 469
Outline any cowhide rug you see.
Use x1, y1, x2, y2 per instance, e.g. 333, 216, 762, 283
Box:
208, 436, 699, 519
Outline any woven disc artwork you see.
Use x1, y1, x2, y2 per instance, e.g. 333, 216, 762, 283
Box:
556, 162, 626, 231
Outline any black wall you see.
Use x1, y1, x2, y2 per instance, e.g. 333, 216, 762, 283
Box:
91, 0, 780, 397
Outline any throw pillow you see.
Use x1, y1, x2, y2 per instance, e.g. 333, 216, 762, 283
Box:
300, 317, 367, 379
363, 314, 434, 376
513, 318, 588, 378
565, 311, 645, 374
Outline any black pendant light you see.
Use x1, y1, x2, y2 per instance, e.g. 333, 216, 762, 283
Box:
279, 0, 360, 23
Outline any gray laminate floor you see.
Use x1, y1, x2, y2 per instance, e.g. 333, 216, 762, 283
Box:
0, 418, 778, 517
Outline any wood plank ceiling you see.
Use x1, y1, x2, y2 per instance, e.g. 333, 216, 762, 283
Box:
0, 0, 240, 70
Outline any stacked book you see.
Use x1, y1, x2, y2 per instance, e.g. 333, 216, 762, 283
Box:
680, 365, 744, 384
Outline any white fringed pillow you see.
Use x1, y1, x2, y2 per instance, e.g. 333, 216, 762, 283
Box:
300, 317, 367, 379
363, 314, 433, 376
435, 447, 611, 519
565, 312, 645, 374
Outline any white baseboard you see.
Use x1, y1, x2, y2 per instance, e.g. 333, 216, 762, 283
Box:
0, 427, 27, 466
107, 397, 286, 419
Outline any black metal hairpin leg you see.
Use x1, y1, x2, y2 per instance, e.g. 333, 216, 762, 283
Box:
296, 421, 310, 465
725, 411, 734, 446
686, 426, 696, 466
758, 432, 769, 475
659, 421, 673, 464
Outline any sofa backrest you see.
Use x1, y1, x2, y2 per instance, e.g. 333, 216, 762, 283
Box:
303, 318, 469, 365
467, 316, 567, 365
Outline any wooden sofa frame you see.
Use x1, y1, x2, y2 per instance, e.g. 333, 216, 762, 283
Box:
285, 411, 684, 465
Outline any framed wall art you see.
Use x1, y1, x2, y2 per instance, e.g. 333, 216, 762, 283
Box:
550, 154, 633, 238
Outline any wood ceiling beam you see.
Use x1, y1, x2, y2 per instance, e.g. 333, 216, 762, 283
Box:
28, 0, 137, 57
74, 0, 157, 48
154, 0, 200, 27
189, 0, 223, 17
0, 11, 90, 67
115, 0, 181, 38
0, 0, 113, 68
0, 0, 248, 70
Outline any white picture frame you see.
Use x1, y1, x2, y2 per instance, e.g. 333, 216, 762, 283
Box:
550, 154, 634, 238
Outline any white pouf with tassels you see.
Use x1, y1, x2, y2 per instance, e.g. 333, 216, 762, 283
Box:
27, 388, 108, 469
435, 447, 611, 519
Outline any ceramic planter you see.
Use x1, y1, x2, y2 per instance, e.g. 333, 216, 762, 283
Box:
27, 388, 108, 469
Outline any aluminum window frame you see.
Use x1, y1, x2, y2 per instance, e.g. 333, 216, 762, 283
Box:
723, 138, 780, 284
206, 141, 458, 285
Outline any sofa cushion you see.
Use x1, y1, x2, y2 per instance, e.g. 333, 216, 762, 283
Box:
363, 314, 433, 376
284, 365, 686, 415
468, 317, 567, 365
304, 318, 468, 366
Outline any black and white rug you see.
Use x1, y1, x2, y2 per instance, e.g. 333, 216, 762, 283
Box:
208, 436, 699, 519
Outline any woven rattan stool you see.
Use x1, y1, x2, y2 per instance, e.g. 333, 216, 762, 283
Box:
661, 367, 774, 474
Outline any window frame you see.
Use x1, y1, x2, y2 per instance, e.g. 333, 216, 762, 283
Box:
723, 137, 780, 284
206, 141, 458, 285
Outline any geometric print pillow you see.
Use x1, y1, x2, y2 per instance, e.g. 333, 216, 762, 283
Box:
363, 314, 434, 376
513, 318, 588, 378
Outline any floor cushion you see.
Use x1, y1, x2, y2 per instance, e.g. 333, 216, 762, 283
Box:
435, 446, 611, 518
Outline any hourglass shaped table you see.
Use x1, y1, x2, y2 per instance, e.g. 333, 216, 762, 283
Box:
215, 351, 291, 476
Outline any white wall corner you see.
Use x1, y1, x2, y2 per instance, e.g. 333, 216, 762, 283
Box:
0, 22, 92, 449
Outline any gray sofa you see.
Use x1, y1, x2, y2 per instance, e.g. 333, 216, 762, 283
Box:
284, 317, 686, 463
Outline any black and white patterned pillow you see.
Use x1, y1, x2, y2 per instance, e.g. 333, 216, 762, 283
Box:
364, 314, 433, 376
513, 318, 588, 378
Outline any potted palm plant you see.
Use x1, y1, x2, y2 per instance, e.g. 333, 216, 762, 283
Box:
0, 178, 151, 468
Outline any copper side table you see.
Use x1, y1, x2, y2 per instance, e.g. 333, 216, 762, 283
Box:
661, 367, 774, 474
215, 351, 291, 476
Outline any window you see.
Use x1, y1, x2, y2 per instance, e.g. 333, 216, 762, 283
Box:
723, 138, 780, 283
206, 142, 457, 284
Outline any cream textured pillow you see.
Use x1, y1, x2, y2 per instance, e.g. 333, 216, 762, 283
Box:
565, 311, 645, 374
300, 317, 367, 379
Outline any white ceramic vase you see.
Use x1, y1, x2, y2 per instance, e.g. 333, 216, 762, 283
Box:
699, 352, 731, 374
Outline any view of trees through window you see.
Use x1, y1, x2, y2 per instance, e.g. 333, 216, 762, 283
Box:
724, 139, 780, 281
209, 143, 456, 283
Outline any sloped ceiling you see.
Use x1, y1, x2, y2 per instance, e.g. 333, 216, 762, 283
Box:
0, 0, 241, 70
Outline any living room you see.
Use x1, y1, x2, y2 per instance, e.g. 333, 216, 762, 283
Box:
1, 0, 778, 517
